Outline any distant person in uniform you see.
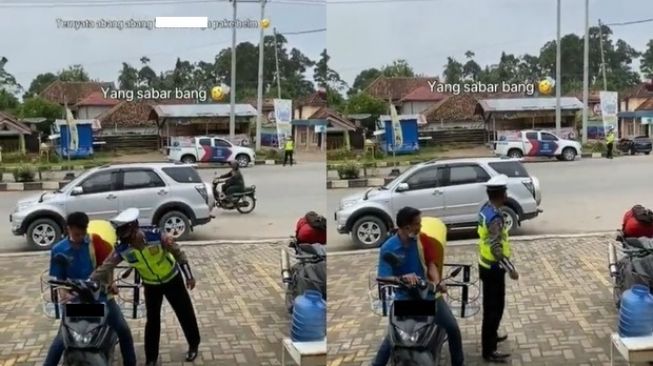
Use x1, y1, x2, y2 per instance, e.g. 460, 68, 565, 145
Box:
606, 127, 616, 159
283, 137, 295, 166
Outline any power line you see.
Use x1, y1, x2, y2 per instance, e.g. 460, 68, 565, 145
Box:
283, 28, 325, 35
328, 0, 438, 4
604, 18, 653, 26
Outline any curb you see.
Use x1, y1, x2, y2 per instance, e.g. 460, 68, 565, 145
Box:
0, 237, 291, 257
0, 181, 70, 192
327, 231, 615, 256
327, 177, 393, 189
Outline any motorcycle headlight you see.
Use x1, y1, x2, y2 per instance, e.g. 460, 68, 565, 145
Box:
395, 327, 421, 344
70, 329, 93, 344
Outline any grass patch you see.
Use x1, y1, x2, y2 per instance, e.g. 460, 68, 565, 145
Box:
328, 145, 454, 164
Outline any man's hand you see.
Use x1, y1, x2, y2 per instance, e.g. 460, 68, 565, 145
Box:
58, 290, 74, 304
108, 283, 119, 295
186, 278, 196, 290
400, 273, 420, 286
509, 270, 519, 281
436, 282, 448, 294
162, 234, 174, 248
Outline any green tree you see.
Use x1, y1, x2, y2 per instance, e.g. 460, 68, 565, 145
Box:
138, 57, 159, 89
349, 68, 382, 96
381, 59, 414, 77
642, 40, 653, 80
314, 49, 347, 92
57, 65, 90, 82
462, 51, 481, 81
24, 73, 57, 99
15, 97, 63, 135
0, 57, 21, 111
344, 92, 386, 115
118, 62, 139, 90
443, 57, 463, 84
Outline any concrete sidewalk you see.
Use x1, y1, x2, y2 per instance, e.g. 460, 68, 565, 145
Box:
0, 243, 292, 365
327, 235, 622, 366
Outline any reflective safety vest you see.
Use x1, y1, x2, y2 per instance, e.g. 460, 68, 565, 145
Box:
116, 234, 178, 285
284, 140, 294, 151
606, 132, 616, 144
477, 202, 511, 269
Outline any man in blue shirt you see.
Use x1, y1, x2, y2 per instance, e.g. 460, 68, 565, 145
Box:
371, 207, 464, 366
43, 212, 137, 366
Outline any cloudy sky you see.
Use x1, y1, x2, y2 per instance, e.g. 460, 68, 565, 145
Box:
328, 0, 653, 85
0, 0, 325, 89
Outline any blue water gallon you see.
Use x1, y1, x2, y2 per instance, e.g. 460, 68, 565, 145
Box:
291, 290, 326, 342
618, 284, 653, 337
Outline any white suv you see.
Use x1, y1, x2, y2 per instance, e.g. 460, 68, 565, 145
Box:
334, 157, 542, 249
168, 136, 256, 167
10, 163, 214, 249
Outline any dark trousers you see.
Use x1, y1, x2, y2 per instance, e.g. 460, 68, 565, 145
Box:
43, 298, 137, 366
371, 298, 464, 366
283, 150, 294, 166
479, 265, 506, 357
607, 142, 614, 159
143, 273, 200, 363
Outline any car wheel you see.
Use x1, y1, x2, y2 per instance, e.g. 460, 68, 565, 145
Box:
158, 211, 191, 240
646, 151, 651, 155
562, 147, 577, 161
236, 154, 251, 168
27, 218, 62, 249
181, 155, 196, 164
507, 149, 523, 158
501, 206, 519, 235
631, 148, 637, 156
351, 215, 388, 249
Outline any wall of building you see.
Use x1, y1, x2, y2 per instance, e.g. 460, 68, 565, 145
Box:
77, 106, 111, 119
294, 106, 320, 120
400, 101, 435, 115
621, 98, 648, 112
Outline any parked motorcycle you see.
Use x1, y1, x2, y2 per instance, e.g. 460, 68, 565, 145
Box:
48, 277, 118, 366
211, 177, 256, 214
377, 252, 462, 366
281, 238, 326, 314
608, 231, 653, 309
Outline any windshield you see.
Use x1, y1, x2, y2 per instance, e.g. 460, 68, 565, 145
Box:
383, 165, 421, 189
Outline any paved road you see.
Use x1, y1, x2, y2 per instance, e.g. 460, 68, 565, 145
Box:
328, 235, 619, 365
328, 155, 653, 251
0, 242, 295, 365
0, 163, 325, 253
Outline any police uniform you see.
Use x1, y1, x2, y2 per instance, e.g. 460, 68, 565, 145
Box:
478, 175, 516, 362
92, 208, 200, 365
606, 127, 615, 159
283, 138, 295, 166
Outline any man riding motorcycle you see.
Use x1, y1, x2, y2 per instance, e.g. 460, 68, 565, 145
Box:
217, 161, 245, 202
44, 212, 137, 366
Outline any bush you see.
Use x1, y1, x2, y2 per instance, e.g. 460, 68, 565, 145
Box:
2, 151, 28, 164
337, 161, 361, 180
257, 149, 280, 160
13, 166, 36, 183
327, 149, 356, 161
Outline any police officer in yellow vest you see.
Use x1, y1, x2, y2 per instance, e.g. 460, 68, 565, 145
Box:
606, 126, 616, 159
478, 175, 519, 363
91, 208, 200, 366
283, 136, 295, 166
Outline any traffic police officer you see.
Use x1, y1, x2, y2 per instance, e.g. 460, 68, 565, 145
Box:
606, 126, 616, 159
91, 208, 200, 366
478, 175, 519, 363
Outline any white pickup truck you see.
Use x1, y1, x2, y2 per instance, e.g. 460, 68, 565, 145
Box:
168, 136, 256, 167
494, 130, 582, 161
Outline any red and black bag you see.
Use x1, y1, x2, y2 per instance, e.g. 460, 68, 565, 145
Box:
623, 205, 653, 238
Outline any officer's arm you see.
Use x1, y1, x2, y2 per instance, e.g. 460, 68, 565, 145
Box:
162, 236, 194, 281
90, 250, 122, 286
488, 217, 505, 261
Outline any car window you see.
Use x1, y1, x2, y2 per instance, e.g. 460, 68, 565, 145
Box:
122, 170, 165, 190
214, 139, 231, 147
162, 167, 203, 183
79, 171, 119, 195
198, 138, 211, 147
447, 164, 490, 186
525, 132, 538, 140
404, 166, 445, 191
488, 161, 529, 178
541, 132, 558, 141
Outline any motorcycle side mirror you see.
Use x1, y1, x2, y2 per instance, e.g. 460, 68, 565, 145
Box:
382, 252, 402, 268
449, 266, 463, 278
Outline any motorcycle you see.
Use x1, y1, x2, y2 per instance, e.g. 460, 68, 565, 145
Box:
211, 177, 256, 214
377, 252, 462, 366
280, 237, 326, 314
48, 276, 118, 366
608, 231, 653, 309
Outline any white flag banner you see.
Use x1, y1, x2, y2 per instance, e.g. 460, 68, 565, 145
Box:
273, 99, 293, 148
599, 91, 618, 136
389, 102, 403, 150
65, 105, 79, 152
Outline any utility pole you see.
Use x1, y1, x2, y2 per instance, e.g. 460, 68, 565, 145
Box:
255, 0, 266, 151
598, 19, 608, 90
273, 27, 282, 98
555, 0, 562, 136
581, 0, 589, 144
229, 0, 238, 139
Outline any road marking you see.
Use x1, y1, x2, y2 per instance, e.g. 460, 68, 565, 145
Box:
252, 262, 285, 301
578, 256, 612, 287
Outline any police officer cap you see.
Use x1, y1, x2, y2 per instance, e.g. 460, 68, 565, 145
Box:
486, 174, 508, 191
110, 208, 140, 227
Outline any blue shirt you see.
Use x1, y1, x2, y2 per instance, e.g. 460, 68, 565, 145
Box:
378, 234, 427, 300
50, 236, 94, 281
